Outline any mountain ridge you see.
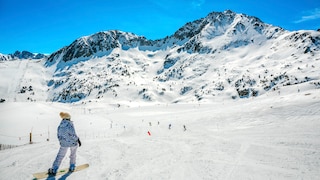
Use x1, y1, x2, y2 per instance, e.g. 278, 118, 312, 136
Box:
0, 50, 47, 61
1, 10, 319, 104
46, 10, 288, 65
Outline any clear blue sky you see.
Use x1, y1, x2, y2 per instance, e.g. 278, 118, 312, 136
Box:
0, 0, 319, 54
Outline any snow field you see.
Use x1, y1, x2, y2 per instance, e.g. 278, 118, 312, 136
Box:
1, 92, 320, 179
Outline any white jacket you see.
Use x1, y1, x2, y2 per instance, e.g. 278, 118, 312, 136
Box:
57, 119, 79, 147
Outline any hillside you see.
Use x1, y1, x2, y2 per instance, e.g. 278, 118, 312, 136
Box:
1, 10, 319, 104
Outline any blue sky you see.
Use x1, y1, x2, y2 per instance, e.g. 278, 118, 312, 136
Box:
0, 0, 319, 54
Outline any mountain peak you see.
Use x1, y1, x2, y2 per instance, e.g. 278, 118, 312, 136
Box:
1, 10, 320, 103
47, 10, 284, 66
45, 10, 316, 72
46, 30, 153, 66
0, 50, 47, 61
171, 10, 286, 54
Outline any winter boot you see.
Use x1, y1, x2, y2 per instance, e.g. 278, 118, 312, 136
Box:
69, 164, 76, 172
48, 167, 57, 175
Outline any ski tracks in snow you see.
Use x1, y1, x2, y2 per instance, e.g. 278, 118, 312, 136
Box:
5, 60, 28, 101
225, 142, 250, 179
1, 99, 320, 179
0, 143, 57, 179
78, 136, 202, 180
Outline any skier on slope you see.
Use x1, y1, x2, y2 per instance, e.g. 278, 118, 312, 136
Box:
48, 112, 81, 175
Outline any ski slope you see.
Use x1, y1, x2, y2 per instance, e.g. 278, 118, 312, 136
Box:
1, 92, 320, 180
1, 10, 320, 180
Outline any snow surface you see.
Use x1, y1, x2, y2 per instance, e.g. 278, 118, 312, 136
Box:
1, 77, 320, 180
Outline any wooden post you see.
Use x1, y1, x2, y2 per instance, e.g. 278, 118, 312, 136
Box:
29, 132, 32, 144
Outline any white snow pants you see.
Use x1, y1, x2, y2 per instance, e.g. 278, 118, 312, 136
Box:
52, 146, 78, 169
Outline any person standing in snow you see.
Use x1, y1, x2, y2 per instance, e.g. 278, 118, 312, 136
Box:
48, 112, 81, 175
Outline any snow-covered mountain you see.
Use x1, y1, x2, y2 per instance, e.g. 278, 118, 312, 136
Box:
46, 10, 285, 64
0, 50, 47, 61
1, 10, 320, 104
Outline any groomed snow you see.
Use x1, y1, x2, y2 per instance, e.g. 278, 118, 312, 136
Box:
1, 92, 320, 179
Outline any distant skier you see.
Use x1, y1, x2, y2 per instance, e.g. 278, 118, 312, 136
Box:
48, 112, 81, 175
169, 124, 172, 130
183, 125, 187, 131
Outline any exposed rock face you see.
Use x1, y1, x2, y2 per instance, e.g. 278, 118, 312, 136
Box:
3, 10, 320, 103
0, 51, 47, 61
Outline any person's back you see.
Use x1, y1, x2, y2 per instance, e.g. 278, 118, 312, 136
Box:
57, 119, 78, 147
48, 112, 81, 175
